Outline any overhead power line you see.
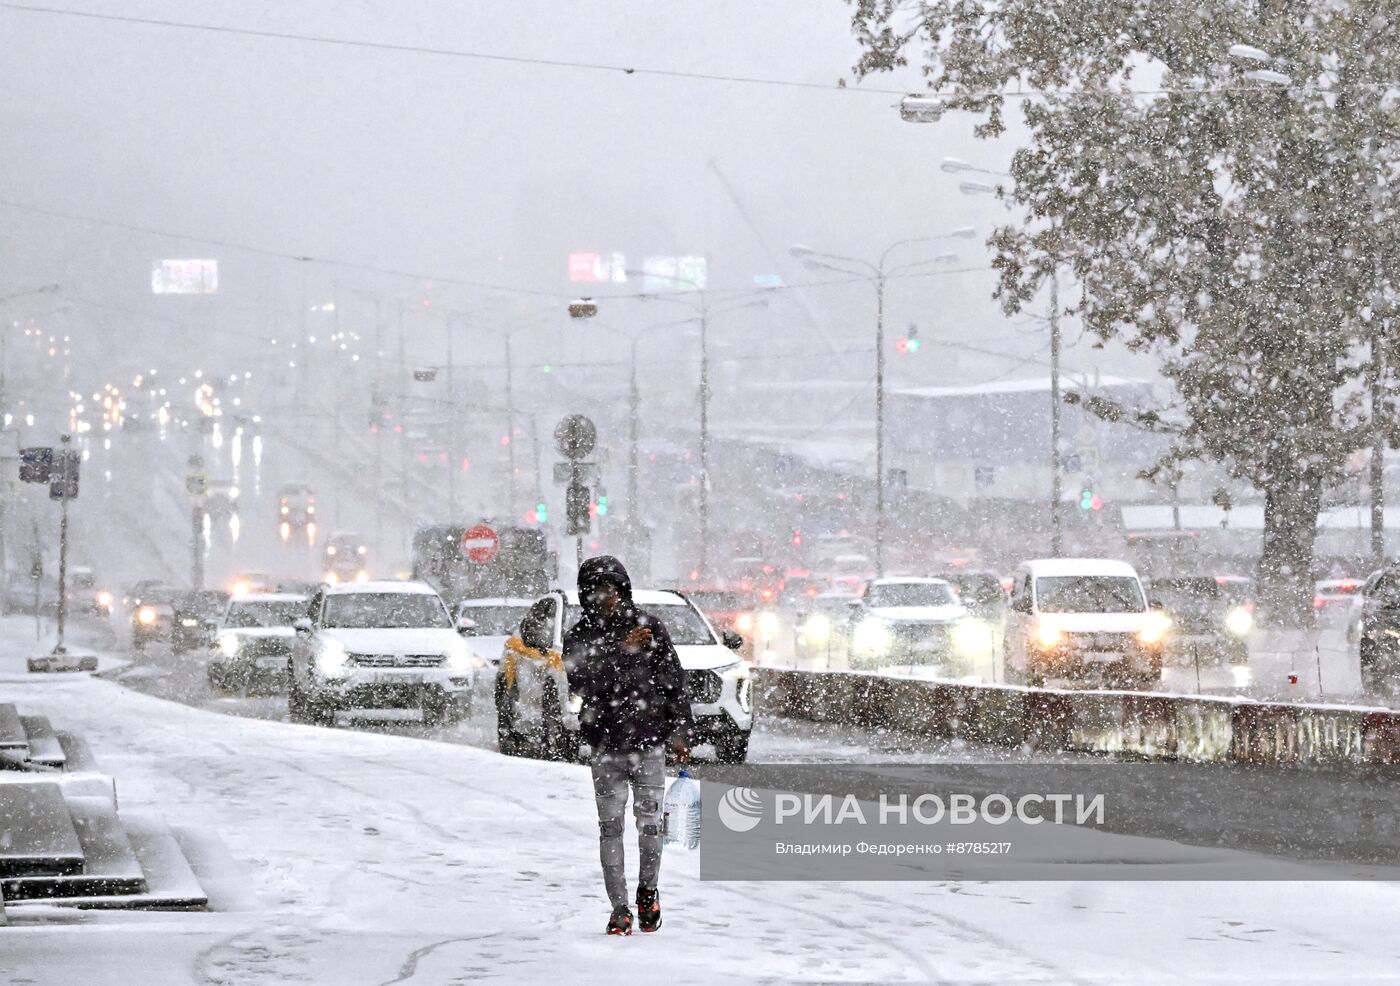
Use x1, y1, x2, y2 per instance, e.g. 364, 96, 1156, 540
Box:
0, 2, 898, 95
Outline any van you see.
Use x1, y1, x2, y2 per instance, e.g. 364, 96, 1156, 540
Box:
1003, 558, 1168, 688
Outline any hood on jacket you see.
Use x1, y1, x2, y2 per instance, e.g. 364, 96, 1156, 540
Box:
577, 555, 634, 619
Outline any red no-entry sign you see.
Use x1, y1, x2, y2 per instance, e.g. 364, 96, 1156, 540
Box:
461, 524, 500, 563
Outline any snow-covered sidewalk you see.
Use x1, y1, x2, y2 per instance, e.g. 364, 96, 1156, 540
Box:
2, 624, 1398, 984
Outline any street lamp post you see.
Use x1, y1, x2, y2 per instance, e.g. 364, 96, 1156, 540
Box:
788, 234, 971, 575
947, 160, 1065, 556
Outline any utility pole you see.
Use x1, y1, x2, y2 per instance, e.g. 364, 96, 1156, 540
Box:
698, 299, 711, 580
398, 302, 410, 511
53, 435, 71, 654
1372, 316, 1386, 565
445, 313, 458, 521
504, 327, 518, 519
372, 298, 384, 552
874, 274, 887, 576
1049, 269, 1063, 557
628, 339, 641, 560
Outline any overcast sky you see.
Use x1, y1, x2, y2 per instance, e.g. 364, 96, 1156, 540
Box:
0, 0, 1148, 434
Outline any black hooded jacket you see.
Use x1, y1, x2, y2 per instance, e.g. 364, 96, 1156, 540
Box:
562, 556, 694, 753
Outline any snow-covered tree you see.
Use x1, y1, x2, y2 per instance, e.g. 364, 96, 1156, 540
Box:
848, 0, 1400, 621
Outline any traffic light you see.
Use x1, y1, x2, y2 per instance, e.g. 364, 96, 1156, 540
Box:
19, 447, 53, 484
535, 501, 549, 524
49, 450, 78, 500
566, 481, 590, 536
595, 493, 609, 516
896, 326, 921, 354
1079, 486, 1103, 511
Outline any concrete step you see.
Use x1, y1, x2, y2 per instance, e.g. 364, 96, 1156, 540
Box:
0, 704, 27, 755
19, 716, 65, 768
8, 813, 207, 911
1, 795, 146, 901
55, 730, 101, 773
0, 782, 84, 879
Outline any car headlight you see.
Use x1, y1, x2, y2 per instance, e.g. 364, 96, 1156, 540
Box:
217, 633, 241, 658
354, 570, 369, 584
97, 590, 113, 608
324, 571, 339, 585
1138, 610, 1172, 646
951, 617, 994, 656
231, 580, 251, 597
1224, 606, 1253, 637
757, 611, 780, 635
800, 613, 832, 644
852, 617, 892, 657
317, 639, 350, 677
1034, 621, 1063, 648
446, 638, 472, 672
736, 612, 754, 633
137, 606, 158, 626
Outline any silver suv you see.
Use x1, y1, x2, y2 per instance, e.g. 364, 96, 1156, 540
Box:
288, 581, 478, 725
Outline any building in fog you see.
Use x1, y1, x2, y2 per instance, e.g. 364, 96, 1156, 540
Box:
886, 375, 1164, 506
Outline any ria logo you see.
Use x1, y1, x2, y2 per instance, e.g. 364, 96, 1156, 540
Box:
718, 787, 764, 832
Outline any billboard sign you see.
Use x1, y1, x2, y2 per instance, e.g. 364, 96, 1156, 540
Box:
643, 255, 707, 292
568, 251, 629, 284
152, 259, 219, 295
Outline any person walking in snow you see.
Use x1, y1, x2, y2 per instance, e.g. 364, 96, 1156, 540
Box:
563, 555, 693, 936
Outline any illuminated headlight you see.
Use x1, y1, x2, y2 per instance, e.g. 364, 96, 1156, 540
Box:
568, 693, 583, 715
1138, 610, 1173, 646
445, 638, 472, 673
326, 545, 337, 557
231, 580, 251, 596
1034, 621, 1063, 648
799, 613, 832, 644
1224, 606, 1253, 637
97, 590, 114, 608
217, 633, 241, 658
324, 571, 339, 585
852, 617, 892, 657
354, 570, 369, 584
317, 639, 350, 677
952, 617, 994, 656
736, 612, 754, 633
757, 611, 780, 635
137, 606, 158, 626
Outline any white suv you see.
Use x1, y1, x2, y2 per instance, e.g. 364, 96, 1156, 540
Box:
288, 581, 478, 725
495, 589, 754, 762
1003, 558, 1168, 688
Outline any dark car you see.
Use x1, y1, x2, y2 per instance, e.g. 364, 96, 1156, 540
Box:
940, 570, 1008, 621
129, 582, 181, 651
1355, 568, 1400, 692
1146, 576, 1254, 665
171, 590, 231, 654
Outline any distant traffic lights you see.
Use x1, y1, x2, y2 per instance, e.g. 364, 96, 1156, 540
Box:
534, 501, 548, 523
595, 493, 609, 516
1079, 485, 1103, 512
566, 481, 590, 536
895, 326, 921, 354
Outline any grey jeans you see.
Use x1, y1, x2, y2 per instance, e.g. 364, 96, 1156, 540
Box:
590, 746, 665, 908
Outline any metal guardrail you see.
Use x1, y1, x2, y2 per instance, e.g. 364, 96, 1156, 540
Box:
755, 667, 1400, 766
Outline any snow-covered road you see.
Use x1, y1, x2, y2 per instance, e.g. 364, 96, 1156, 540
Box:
4, 620, 1400, 984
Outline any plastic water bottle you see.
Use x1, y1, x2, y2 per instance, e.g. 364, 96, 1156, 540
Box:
663, 770, 702, 849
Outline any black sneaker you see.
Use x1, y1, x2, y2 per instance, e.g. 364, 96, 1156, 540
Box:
606, 905, 633, 936
636, 887, 661, 932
